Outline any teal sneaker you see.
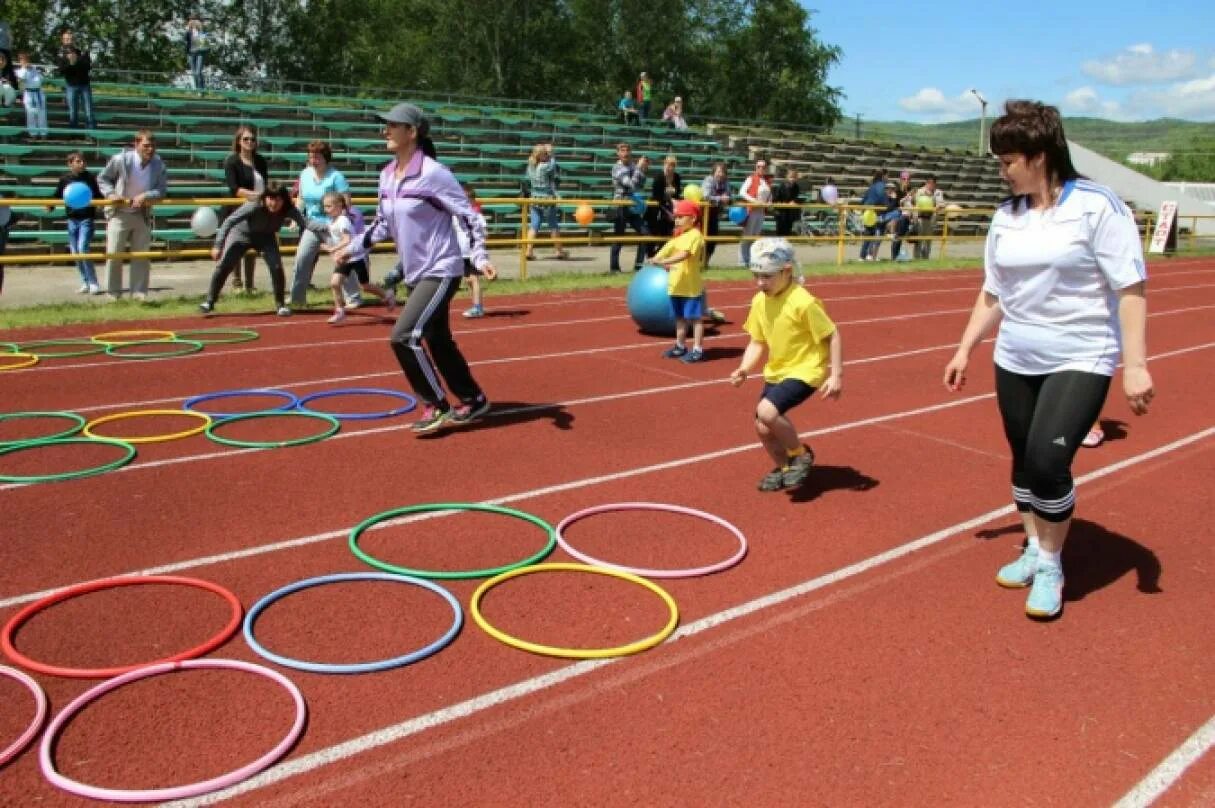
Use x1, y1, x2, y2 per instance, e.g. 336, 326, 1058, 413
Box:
995, 546, 1038, 589
1025, 563, 1064, 619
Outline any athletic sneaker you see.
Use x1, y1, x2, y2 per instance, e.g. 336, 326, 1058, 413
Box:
463, 305, 484, 319
1025, 563, 1064, 619
411, 405, 451, 434
198, 301, 214, 314
680, 348, 705, 364
328, 308, 346, 324
995, 546, 1038, 588
663, 345, 687, 358
88, 283, 101, 295
344, 297, 363, 310
77, 283, 90, 294
1082, 428, 1104, 448
450, 397, 491, 425
781, 446, 816, 488
276, 306, 292, 317
758, 467, 788, 492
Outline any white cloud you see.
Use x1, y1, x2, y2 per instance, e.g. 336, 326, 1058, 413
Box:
898, 87, 986, 120
1129, 73, 1215, 119
1060, 86, 1125, 118
1081, 44, 1198, 86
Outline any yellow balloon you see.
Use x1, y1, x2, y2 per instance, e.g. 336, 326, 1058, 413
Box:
682, 184, 704, 203
861, 209, 877, 227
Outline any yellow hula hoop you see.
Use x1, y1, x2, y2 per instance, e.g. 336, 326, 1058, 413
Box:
470, 563, 679, 659
0, 353, 39, 371
89, 330, 177, 346
82, 409, 213, 444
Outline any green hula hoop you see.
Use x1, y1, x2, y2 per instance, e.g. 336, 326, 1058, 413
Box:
0, 412, 88, 448
0, 342, 17, 353
104, 339, 205, 360
0, 436, 137, 484
172, 328, 259, 345
204, 411, 340, 449
14, 339, 108, 359
350, 502, 557, 580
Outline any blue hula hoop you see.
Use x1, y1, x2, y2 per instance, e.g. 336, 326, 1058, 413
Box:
183, 388, 300, 419
242, 572, 463, 674
295, 388, 418, 421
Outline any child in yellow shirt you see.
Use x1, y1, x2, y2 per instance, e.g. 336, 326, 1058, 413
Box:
730, 238, 844, 491
652, 199, 707, 362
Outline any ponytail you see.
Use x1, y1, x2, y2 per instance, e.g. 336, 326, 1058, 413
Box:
420, 135, 437, 159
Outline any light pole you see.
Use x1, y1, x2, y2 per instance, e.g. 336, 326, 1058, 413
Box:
969, 88, 989, 155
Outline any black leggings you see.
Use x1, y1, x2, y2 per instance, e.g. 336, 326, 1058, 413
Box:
208, 237, 285, 305
389, 275, 484, 408
995, 366, 1110, 523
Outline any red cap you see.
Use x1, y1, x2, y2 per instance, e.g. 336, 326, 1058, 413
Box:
673, 199, 700, 218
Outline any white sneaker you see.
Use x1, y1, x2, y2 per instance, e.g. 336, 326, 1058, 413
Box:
327, 308, 346, 324
77, 284, 91, 294
276, 306, 292, 317
88, 283, 101, 295
132, 291, 147, 302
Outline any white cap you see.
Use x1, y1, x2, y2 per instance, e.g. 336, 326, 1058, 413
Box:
749, 238, 796, 274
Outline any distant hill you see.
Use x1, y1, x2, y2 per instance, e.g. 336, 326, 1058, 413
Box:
844, 117, 1212, 161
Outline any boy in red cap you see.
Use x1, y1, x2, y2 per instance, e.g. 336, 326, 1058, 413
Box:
653, 198, 708, 362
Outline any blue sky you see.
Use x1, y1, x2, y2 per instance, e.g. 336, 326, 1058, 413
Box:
804, 0, 1215, 123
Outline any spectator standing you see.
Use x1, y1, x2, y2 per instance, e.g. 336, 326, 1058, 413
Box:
0, 51, 16, 109
184, 15, 209, 90
635, 72, 653, 121
15, 53, 48, 138
222, 125, 269, 292
617, 91, 638, 125
913, 175, 945, 259
609, 143, 650, 273
773, 167, 802, 237
700, 162, 730, 264
662, 97, 688, 130
738, 158, 772, 267
96, 130, 168, 300
646, 154, 683, 254
289, 140, 359, 307
51, 151, 103, 294
57, 45, 96, 130
524, 143, 568, 260
858, 169, 887, 261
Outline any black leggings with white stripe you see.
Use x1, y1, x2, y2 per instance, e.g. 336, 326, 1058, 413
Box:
995, 365, 1110, 523
389, 275, 484, 409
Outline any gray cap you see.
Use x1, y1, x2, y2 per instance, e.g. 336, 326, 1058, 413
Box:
377, 103, 430, 137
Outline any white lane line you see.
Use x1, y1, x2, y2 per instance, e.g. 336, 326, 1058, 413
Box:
169, 425, 1215, 807
1113, 715, 1215, 808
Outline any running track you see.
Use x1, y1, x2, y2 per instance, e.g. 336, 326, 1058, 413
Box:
0, 261, 1212, 806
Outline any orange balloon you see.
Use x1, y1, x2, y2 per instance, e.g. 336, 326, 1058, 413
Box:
574, 204, 595, 226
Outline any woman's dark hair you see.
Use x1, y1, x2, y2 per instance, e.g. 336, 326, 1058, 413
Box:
231, 125, 258, 155
260, 182, 293, 209
420, 135, 437, 159
989, 100, 1079, 185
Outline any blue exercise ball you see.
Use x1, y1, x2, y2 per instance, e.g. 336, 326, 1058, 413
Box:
626, 265, 710, 336
64, 181, 93, 210
727, 205, 748, 225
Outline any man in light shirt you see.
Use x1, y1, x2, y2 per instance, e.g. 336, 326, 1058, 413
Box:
97, 130, 169, 300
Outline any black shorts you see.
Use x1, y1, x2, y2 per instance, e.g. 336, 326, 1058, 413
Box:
462, 258, 482, 278
760, 378, 816, 415
336, 258, 369, 284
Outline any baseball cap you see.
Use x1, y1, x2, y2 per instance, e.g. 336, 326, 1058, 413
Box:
673, 199, 700, 218
749, 238, 796, 275
377, 103, 430, 138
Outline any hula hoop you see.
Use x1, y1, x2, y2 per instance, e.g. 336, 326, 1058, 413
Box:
184, 388, 301, 418
0, 436, 136, 484
204, 411, 339, 449
0, 665, 47, 768
0, 342, 16, 353
171, 328, 259, 345
13, 339, 107, 359
90, 329, 176, 346
0, 352, 39, 371
243, 572, 462, 674
39, 658, 305, 802
104, 339, 205, 360
82, 409, 213, 445
1, 575, 243, 679
0, 411, 87, 448
470, 563, 679, 659
350, 503, 557, 580
555, 502, 748, 579
296, 388, 418, 421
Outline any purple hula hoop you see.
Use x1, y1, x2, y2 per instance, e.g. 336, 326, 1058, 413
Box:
555, 502, 748, 579
39, 658, 306, 802
0, 664, 47, 767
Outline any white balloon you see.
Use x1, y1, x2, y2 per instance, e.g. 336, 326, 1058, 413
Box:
190, 207, 219, 238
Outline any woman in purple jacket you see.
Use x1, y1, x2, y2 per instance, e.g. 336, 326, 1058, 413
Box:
336, 103, 498, 435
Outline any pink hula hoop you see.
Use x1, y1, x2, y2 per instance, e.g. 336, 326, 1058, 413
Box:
555, 502, 748, 579
39, 658, 306, 802
0, 664, 47, 767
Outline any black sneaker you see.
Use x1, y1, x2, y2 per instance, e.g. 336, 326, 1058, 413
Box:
781, 446, 816, 488
450, 397, 491, 425
758, 467, 787, 492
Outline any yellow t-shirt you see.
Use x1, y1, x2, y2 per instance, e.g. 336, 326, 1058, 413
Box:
654, 228, 705, 297
743, 283, 836, 386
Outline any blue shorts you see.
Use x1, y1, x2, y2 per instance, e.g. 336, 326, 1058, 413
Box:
669, 294, 704, 321
760, 378, 816, 415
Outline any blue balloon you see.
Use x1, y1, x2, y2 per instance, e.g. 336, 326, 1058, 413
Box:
727, 205, 748, 225
630, 193, 646, 216
64, 181, 93, 210
626, 265, 709, 336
